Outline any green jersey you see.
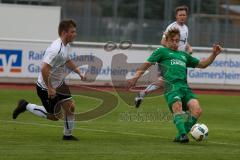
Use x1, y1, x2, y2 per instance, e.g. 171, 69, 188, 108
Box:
147, 46, 199, 90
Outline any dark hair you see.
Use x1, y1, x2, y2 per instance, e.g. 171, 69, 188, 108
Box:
175, 5, 188, 15
58, 19, 77, 36
165, 28, 180, 40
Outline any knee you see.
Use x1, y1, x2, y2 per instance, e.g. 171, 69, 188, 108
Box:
192, 106, 202, 117
172, 101, 183, 114
47, 114, 60, 121
64, 100, 75, 115
188, 99, 202, 117
52, 117, 60, 121
69, 101, 75, 112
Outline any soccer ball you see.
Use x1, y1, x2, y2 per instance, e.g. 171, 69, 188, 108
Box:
190, 123, 208, 141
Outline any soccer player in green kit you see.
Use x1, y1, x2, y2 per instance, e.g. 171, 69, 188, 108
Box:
127, 28, 223, 143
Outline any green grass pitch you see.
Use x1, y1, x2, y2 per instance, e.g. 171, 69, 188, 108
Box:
0, 88, 239, 160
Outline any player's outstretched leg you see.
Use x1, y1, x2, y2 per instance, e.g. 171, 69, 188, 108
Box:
134, 91, 145, 108
13, 99, 48, 120
12, 99, 28, 119
185, 99, 202, 133
134, 84, 160, 108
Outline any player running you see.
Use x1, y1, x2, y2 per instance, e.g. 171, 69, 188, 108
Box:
12, 19, 86, 141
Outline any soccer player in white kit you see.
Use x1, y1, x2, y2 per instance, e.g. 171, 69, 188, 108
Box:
12, 19, 85, 140
135, 5, 193, 108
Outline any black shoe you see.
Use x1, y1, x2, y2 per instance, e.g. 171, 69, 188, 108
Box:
134, 93, 144, 108
12, 99, 28, 119
179, 134, 189, 143
173, 134, 189, 143
62, 135, 79, 141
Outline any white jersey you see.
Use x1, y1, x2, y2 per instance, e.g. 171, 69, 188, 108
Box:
37, 38, 71, 90
163, 21, 189, 51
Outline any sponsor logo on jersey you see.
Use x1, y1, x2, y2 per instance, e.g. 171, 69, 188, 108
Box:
174, 96, 181, 100
170, 59, 186, 67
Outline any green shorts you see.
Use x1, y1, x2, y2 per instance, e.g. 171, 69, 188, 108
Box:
164, 87, 197, 112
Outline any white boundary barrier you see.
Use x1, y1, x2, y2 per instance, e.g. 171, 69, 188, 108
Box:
0, 38, 240, 90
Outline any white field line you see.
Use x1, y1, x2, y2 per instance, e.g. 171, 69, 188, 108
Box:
0, 120, 239, 147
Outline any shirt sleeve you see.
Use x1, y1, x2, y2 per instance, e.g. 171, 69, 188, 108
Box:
147, 48, 162, 64
43, 48, 59, 67
186, 54, 200, 68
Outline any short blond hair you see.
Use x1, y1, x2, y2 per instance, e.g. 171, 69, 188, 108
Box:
165, 28, 180, 40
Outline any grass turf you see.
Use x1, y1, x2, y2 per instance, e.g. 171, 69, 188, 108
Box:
0, 88, 239, 160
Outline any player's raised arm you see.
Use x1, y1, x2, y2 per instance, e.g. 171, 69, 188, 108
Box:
66, 59, 86, 81
197, 44, 223, 68
127, 62, 152, 89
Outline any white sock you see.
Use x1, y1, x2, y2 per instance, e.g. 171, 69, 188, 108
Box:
63, 114, 75, 136
139, 90, 146, 98
144, 84, 159, 94
26, 103, 47, 118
